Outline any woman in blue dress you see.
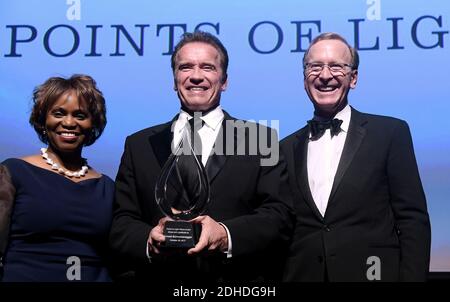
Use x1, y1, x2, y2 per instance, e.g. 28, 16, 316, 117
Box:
0, 74, 114, 282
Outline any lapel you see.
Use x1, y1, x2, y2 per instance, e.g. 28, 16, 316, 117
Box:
205, 111, 236, 183
148, 112, 236, 184
148, 122, 174, 169
293, 127, 324, 221
328, 107, 367, 204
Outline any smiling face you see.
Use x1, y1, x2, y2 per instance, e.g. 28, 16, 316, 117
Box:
173, 42, 228, 111
45, 91, 93, 154
304, 39, 358, 117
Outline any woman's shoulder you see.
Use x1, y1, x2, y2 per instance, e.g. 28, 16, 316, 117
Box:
100, 173, 115, 186
3, 154, 40, 163
2, 156, 43, 171
1, 158, 31, 185
0, 161, 14, 181
2, 157, 26, 169
84, 165, 113, 184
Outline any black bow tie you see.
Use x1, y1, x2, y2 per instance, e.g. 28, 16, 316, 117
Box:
307, 118, 343, 140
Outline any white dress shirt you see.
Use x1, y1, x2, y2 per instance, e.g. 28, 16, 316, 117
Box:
172, 106, 224, 167
307, 104, 351, 217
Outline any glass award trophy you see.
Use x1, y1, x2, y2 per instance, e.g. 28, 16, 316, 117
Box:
155, 125, 210, 248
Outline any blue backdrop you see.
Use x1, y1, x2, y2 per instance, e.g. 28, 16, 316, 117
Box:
1, 0, 449, 271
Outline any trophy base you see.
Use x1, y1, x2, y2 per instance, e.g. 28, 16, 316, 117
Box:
163, 220, 200, 248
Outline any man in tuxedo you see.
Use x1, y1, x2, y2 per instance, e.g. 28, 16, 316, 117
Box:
281, 32, 431, 281
110, 31, 294, 281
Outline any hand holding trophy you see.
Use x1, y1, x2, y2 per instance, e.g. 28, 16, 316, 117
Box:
155, 119, 210, 248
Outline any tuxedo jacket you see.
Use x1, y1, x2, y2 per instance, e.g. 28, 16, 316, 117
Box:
109, 112, 294, 281
280, 107, 430, 282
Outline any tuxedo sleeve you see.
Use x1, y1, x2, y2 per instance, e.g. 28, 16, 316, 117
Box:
222, 129, 295, 258
387, 120, 431, 281
109, 137, 152, 266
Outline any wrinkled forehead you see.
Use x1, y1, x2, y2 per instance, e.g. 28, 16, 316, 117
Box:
175, 42, 222, 65
306, 39, 352, 63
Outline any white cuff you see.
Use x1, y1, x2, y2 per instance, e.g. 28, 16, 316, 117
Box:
219, 222, 232, 258
146, 242, 152, 263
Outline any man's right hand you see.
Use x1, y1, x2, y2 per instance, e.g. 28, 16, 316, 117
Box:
147, 217, 170, 255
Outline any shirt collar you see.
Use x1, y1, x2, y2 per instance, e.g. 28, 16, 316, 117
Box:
309, 104, 351, 138
179, 105, 224, 131
334, 104, 351, 133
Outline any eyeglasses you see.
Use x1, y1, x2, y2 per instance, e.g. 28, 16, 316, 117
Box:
304, 62, 353, 76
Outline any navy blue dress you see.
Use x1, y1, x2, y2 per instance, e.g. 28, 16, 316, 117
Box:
1, 158, 114, 282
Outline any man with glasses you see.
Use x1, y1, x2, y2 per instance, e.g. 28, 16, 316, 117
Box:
281, 32, 431, 281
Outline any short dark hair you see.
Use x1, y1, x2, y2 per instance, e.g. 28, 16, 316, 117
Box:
303, 32, 359, 70
171, 31, 229, 83
29, 74, 107, 146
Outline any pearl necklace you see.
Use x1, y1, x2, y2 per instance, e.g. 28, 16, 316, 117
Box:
40, 147, 88, 178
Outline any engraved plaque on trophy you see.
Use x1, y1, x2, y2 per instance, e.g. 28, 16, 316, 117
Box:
155, 123, 210, 248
